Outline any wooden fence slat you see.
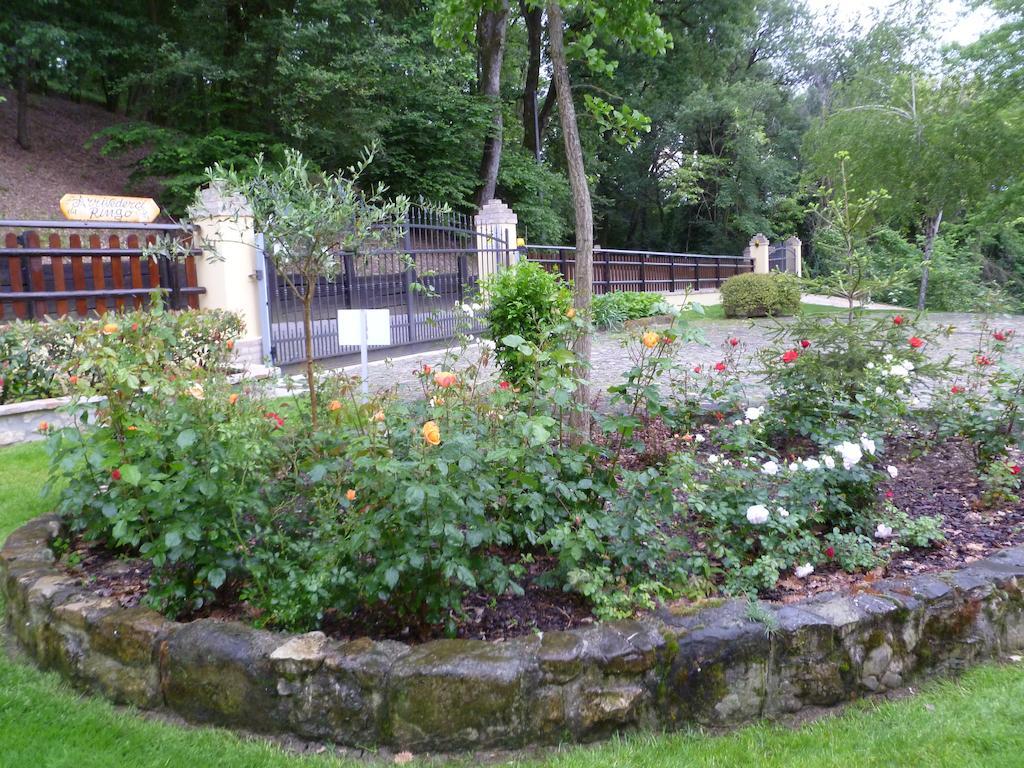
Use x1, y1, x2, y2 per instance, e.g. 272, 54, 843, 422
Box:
109, 234, 125, 312
89, 234, 106, 315
48, 233, 69, 316
126, 234, 144, 309
25, 231, 48, 319
4, 233, 27, 319
69, 234, 89, 316
146, 235, 160, 291
184, 252, 199, 309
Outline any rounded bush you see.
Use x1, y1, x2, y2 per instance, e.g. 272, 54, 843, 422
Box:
720, 272, 801, 318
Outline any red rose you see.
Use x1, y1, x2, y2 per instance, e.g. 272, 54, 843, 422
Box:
951, 385, 964, 394
825, 546, 835, 559
131, 322, 139, 331
714, 361, 726, 372
800, 339, 811, 348
264, 412, 285, 429
976, 355, 993, 366
499, 381, 510, 390
728, 337, 739, 347
781, 349, 799, 363
422, 364, 432, 375
909, 337, 924, 348
994, 331, 1007, 342
111, 468, 122, 481
893, 315, 904, 325
1010, 465, 1021, 476
885, 490, 895, 500
693, 366, 702, 374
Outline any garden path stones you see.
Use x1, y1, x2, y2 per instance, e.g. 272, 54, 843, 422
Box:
338, 312, 1024, 404
7, 513, 1024, 752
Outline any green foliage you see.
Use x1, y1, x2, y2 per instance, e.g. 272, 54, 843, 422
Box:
760, 313, 943, 444
484, 261, 573, 386
720, 272, 801, 318
592, 291, 675, 329
0, 303, 242, 406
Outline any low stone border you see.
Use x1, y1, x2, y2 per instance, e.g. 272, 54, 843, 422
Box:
0, 364, 278, 446
4, 514, 1024, 752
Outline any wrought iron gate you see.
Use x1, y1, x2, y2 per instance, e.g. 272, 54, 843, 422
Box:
769, 243, 798, 273
262, 208, 510, 365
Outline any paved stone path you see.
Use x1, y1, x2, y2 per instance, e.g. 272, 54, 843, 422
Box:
319, 311, 1024, 403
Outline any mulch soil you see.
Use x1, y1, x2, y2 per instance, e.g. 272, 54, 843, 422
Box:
60, 434, 1024, 644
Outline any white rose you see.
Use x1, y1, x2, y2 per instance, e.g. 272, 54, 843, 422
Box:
860, 435, 876, 455
823, 455, 836, 469
802, 458, 821, 471
789, 462, 799, 472
745, 406, 764, 421
761, 460, 779, 476
835, 441, 863, 470
734, 419, 744, 426
777, 506, 790, 518
695, 434, 706, 443
875, 523, 894, 539
887, 465, 899, 479
795, 563, 814, 578
866, 362, 875, 369
707, 454, 720, 465
746, 504, 770, 525
875, 386, 884, 395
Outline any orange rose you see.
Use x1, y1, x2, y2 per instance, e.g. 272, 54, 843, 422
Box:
188, 383, 205, 400
37, 421, 49, 432
228, 393, 239, 405
433, 371, 457, 388
328, 399, 342, 411
345, 488, 357, 501
102, 323, 119, 335
68, 374, 78, 385
566, 307, 576, 319
372, 410, 386, 422
642, 331, 660, 349
226, 339, 235, 351
422, 420, 441, 446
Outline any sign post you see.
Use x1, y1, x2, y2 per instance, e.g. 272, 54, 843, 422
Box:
338, 308, 391, 396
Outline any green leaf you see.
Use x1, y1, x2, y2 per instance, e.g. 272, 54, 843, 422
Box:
120, 464, 142, 486
501, 334, 526, 348
404, 486, 425, 509
165, 530, 182, 548
384, 567, 400, 589
176, 429, 197, 449
207, 567, 227, 589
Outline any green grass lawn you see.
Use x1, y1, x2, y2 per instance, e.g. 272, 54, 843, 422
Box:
3, 441, 1024, 767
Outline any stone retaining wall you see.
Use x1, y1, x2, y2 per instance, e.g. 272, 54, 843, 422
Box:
4, 513, 1024, 751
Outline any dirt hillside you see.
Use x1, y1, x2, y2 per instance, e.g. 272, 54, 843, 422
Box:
0, 90, 159, 220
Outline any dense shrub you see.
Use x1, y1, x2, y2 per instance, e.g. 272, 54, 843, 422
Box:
484, 260, 572, 386
759, 313, 944, 444
720, 272, 801, 318
0, 301, 243, 405
592, 291, 675, 329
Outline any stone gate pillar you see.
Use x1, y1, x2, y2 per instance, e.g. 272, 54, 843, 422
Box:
474, 199, 518, 284
189, 185, 264, 364
749, 233, 770, 275
785, 235, 803, 277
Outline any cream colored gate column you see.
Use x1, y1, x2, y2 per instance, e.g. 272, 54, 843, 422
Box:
189, 185, 264, 364
474, 199, 519, 284
749, 233, 770, 274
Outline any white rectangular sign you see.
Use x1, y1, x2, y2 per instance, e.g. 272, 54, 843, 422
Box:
337, 309, 392, 347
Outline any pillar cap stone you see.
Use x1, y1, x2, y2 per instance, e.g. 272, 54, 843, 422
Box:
749, 233, 768, 248
189, 182, 253, 220
475, 198, 517, 225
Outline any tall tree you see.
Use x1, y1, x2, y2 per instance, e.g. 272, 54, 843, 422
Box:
475, 1, 511, 205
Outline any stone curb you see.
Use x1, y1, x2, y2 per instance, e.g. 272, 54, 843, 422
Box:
4, 513, 1024, 751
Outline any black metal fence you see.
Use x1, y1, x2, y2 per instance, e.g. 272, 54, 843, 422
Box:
769, 243, 798, 274
264, 208, 510, 365
525, 245, 753, 293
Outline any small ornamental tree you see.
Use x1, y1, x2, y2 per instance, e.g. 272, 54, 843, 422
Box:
208, 148, 409, 426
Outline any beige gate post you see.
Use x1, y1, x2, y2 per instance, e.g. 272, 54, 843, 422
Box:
474, 199, 518, 285
786, 236, 803, 277
189, 185, 264, 364
749, 233, 770, 275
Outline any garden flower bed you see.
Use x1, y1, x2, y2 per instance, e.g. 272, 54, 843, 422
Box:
5, 262, 1024, 751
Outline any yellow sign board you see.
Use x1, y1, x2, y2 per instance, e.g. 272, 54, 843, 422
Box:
59, 194, 161, 224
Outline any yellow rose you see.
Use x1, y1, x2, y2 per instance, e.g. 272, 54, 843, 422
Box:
422, 420, 441, 446
102, 323, 119, 335
433, 371, 457, 388
566, 307, 576, 319
345, 488, 357, 501
328, 399, 342, 411
642, 331, 660, 349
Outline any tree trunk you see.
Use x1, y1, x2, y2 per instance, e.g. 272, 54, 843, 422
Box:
303, 291, 318, 429
16, 66, 31, 150
475, 1, 510, 207
917, 209, 943, 311
548, 1, 593, 437
522, 2, 543, 159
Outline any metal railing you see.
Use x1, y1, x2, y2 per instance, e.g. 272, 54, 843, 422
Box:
524, 245, 753, 293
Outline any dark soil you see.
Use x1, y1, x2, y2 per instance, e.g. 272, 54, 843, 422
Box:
58, 435, 1024, 644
